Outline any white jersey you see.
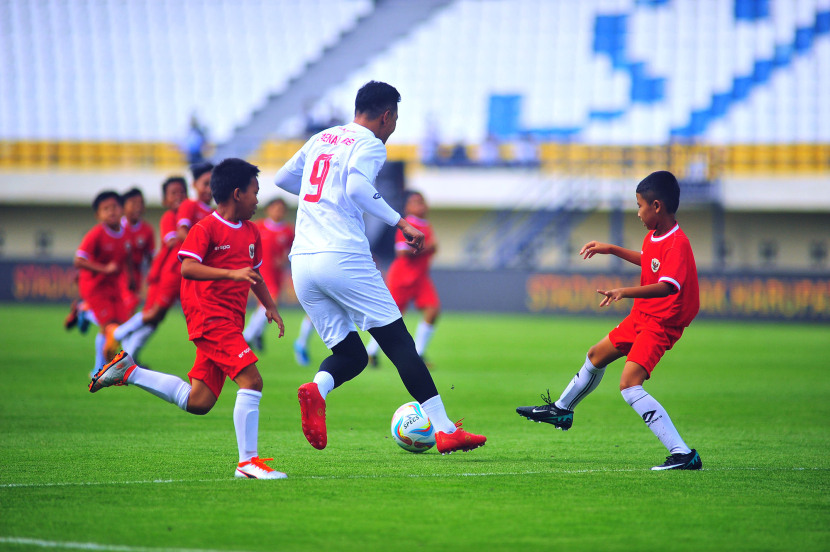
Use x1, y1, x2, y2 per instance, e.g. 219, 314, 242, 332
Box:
283, 122, 392, 258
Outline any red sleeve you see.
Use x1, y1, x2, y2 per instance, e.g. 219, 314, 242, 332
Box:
394, 228, 408, 251
146, 225, 156, 256
177, 201, 195, 228
76, 227, 99, 260
252, 227, 263, 269
160, 212, 178, 245
178, 223, 210, 264
658, 247, 686, 291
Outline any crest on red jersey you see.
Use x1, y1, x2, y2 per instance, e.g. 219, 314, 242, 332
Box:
651, 258, 660, 272
249, 244, 255, 259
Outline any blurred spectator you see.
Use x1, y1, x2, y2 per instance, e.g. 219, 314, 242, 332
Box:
512, 132, 540, 167
478, 134, 501, 166
420, 115, 440, 164
449, 142, 469, 164
184, 115, 209, 165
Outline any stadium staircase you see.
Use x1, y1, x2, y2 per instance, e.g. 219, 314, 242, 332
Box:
213, 0, 455, 160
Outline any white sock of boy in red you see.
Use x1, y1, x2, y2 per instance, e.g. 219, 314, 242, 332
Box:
234, 389, 261, 463
555, 356, 606, 410
621, 385, 691, 455
127, 367, 191, 411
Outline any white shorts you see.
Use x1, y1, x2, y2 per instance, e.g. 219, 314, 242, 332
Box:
290, 252, 401, 349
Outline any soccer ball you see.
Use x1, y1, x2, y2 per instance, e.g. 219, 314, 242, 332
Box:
391, 401, 436, 453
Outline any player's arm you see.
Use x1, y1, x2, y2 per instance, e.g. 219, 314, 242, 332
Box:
596, 281, 675, 308
74, 255, 119, 275
180, 257, 262, 283
250, 268, 284, 338
274, 167, 302, 195
580, 241, 641, 266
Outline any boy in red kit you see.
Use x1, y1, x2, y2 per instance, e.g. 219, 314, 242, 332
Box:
105, 177, 187, 361
243, 198, 294, 350
517, 171, 702, 471
366, 192, 440, 366
121, 188, 156, 313
177, 162, 214, 239
75, 191, 133, 376
90, 158, 287, 480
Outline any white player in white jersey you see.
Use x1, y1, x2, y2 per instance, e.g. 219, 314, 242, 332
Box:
275, 81, 486, 455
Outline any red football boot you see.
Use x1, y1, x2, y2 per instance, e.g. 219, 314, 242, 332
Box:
64, 299, 80, 330
435, 420, 487, 455
298, 382, 327, 450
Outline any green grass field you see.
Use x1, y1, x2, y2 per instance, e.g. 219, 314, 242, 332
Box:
1, 304, 828, 552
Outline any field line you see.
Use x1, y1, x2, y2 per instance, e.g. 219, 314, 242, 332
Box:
0, 466, 826, 489
0, 537, 252, 552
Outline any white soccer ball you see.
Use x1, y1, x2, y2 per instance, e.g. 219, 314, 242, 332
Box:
391, 401, 436, 453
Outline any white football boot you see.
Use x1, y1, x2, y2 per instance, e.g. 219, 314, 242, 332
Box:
235, 457, 287, 480
89, 351, 137, 393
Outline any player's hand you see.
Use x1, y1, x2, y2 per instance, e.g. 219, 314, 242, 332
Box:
228, 267, 262, 285
580, 241, 613, 259
597, 288, 625, 307
103, 262, 120, 275
399, 220, 425, 252
265, 308, 285, 338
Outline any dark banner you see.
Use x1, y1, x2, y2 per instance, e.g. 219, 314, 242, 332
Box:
2, 260, 829, 321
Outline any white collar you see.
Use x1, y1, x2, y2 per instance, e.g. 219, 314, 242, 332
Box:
650, 223, 680, 242
407, 215, 428, 225
263, 219, 285, 231
212, 211, 242, 229
198, 200, 212, 211
103, 223, 125, 238
122, 216, 143, 232
346, 122, 374, 137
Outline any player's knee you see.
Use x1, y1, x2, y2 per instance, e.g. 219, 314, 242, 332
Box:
187, 402, 214, 416
353, 346, 369, 369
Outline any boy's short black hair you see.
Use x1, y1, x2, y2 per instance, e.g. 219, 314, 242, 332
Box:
191, 161, 214, 182
122, 187, 144, 202
355, 81, 400, 119
267, 198, 287, 208
210, 158, 260, 203
93, 190, 122, 211
636, 171, 680, 214
162, 176, 187, 196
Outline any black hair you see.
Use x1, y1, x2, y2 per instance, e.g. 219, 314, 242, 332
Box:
636, 171, 680, 214
190, 161, 215, 182
355, 80, 400, 119
267, 198, 287, 208
162, 176, 187, 197
93, 190, 123, 211
122, 187, 144, 202
405, 190, 424, 202
210, 158, 260, 203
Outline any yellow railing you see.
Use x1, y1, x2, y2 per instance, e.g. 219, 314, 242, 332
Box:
1, 140, 827, 178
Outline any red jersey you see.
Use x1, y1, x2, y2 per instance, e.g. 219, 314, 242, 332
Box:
257, 218, 294, 279
123, 218, 156, 274
177, 198, 213, 229
633, 223, 699, 327
147, 210, 179, 283
76, 223, 132, 296
178, 212, 263, 339
387, 215, 435, 286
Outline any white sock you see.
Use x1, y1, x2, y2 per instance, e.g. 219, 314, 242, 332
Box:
127, 366, 191, 411
297, 317, 314, 346
421, 394, 456, 434
312, 371, 335, 400
234, 389, 262, 463
365, 337, 380, 356
621, 385, 692, 455
414, 321, 435, 356
93, 333, 106, 375
114, 312, 145, 341
555, 356, 606, 411
85, 308, 99, 327
123, 324, 155, 357
243, 306, 268, 342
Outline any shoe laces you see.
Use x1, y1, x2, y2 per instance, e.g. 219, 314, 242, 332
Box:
540, 389, 555, 407
453, 418, 465, 429
249, 457, 275, 472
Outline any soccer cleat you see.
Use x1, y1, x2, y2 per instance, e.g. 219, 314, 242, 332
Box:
235, 457, 287, 479
435, 420, 487, 455
251, 333, 264, 352
651, 449, 702, 471
77, 307, 91, 334
515, 389, 574, 430
293, 339, 310, 367
297, 382, 327, 450
103, 323, 120, 362
64, 300, 80, 330
368, 354, 379, 368
89, 350, 136, 393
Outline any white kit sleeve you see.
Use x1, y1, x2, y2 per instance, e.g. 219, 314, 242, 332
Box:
274, 167, 302, 195
345, 168, 401, 226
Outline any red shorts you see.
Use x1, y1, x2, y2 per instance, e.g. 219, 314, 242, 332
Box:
608, 311, 684, 377
388, 276, 440, 313
82, 286, 130, 327
188, 319, 258, 398
144, 272, 181, 312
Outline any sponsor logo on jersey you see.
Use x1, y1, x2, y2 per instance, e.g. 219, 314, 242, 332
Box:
651, 258, 660, 272
249, 244, 255, 259
373, 193, 381, 199
215, 245, 230, 251
238, 347, 251, 358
